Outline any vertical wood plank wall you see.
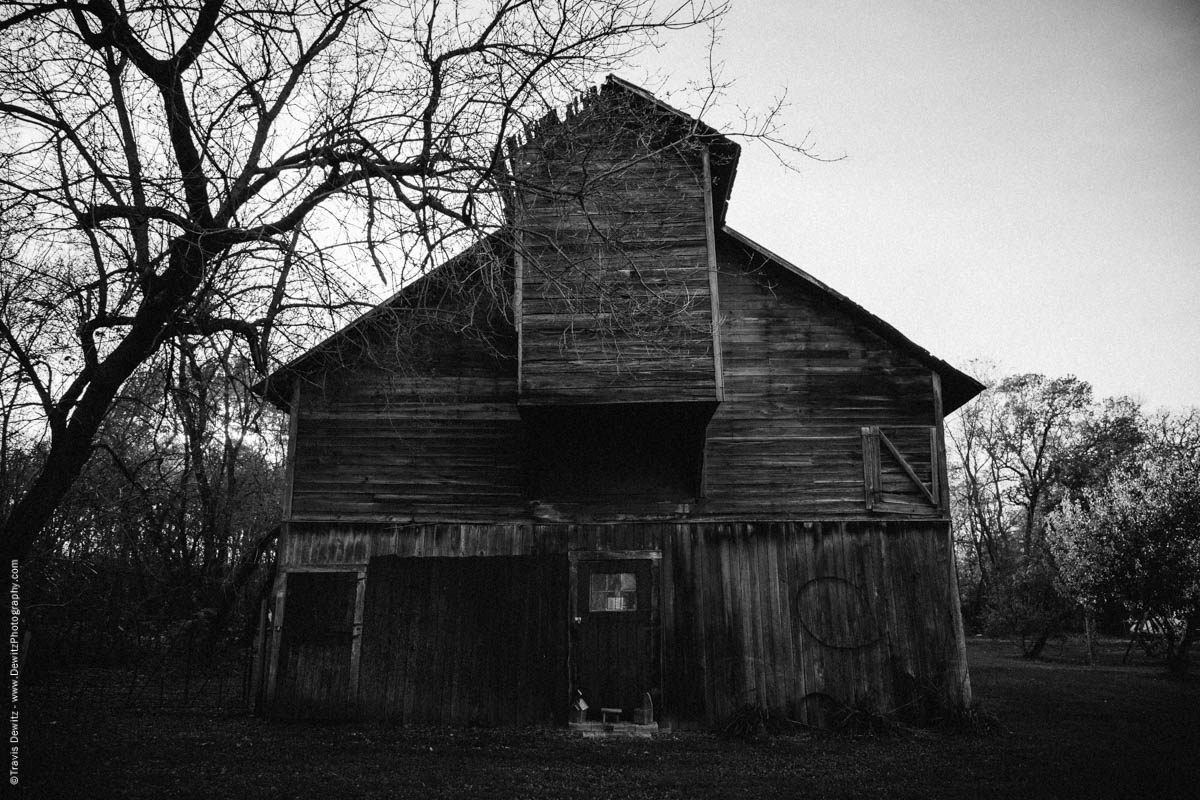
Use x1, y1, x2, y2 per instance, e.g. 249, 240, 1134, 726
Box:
274, 521, 969, 728
355, 554, 568, 725
272, 571, 358, 718
660, 521, 969, 728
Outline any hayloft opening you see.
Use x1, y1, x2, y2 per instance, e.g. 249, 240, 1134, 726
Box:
522, 402, 716, 503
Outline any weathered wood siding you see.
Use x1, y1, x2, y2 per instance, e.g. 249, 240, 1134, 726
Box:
269, 521, 967, 728
281, 521, 665, 566
356, 554, 568, 725
512, 90, 719, 403
271, 571, 358, 718
291, 384, 525, 523
701, 235, 942, 518
282, 224, 951, 526
267, 78, 977, 728
660, 521, 968, 729
288, 269, 529, 524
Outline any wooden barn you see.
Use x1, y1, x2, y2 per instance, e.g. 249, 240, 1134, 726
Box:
255, 76, 985, 730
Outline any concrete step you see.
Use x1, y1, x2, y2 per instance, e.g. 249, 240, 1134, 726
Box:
569, 720, 659, 739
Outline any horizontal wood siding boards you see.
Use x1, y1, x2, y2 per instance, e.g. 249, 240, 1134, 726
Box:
513, 97, 718, 404
289, 297, 529, 523
278, 522, 674, 568
286, 242, 948, 524
702, 240, 939, 519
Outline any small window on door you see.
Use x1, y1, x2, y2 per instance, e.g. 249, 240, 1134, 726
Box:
589, 572, 638, 612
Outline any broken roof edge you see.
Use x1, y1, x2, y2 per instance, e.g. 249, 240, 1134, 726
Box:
719, 226, 986, 414
603, 75, 741, 226
251, 232, 508, 412
507, 74, 739, 228
603, 74, 726, 141
603, 75, 741, 227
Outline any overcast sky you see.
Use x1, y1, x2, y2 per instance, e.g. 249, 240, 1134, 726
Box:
624, 0, 1200, 410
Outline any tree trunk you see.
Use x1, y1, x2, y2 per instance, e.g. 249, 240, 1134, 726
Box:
1166, 613, 1196, 679
2, 238, 208, 560
2, 316, 175, 560
1023, 629, 1050, 659
202, 525, 280, 647
3, 418, 110, 561
1084, 609, 1096, 666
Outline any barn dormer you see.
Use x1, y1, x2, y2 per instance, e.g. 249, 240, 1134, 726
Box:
509, 76, 739, 407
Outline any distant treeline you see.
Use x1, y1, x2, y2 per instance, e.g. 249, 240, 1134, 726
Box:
947, 371, 1199, 675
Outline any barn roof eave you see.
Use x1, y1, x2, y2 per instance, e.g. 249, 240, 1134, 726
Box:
720, 226, 986, 414
251, 233, 507, 412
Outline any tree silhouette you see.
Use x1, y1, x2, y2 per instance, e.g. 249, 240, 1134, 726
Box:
0, 0, 726, 557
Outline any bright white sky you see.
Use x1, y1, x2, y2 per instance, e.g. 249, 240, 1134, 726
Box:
622, 0, 1200, 410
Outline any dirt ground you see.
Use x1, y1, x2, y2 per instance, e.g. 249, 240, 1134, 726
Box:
20, 637, 1200, 799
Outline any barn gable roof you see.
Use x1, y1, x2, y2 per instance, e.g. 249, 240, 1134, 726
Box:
508, 75, 741, 227
258, 226, 983, 414
256, 77, 983, 414
255, 234, 510, 411
718, 227, 984, 413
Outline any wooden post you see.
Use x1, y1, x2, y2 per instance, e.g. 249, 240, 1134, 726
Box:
861, 426, 880, 510
933, 371, 972, 706
567, 548, 578, 719
249, 596, 270, 714
930, 372, 951, 516
702, 147, 726, 402
264, 572, 288, 710
348, 569, 368, 705
265, 383, 301, 711
513, 226, 526, 397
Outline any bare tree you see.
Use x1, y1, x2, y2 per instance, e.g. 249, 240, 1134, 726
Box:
947, 370, 1174, 660
947, 373, 1098, 655
949, 375, 1095, 568
0, 0, 727, 558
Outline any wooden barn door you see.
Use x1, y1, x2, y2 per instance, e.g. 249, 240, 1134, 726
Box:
272, 571, 358, 718
571, 553, 659, 721
356, 554, 569, 726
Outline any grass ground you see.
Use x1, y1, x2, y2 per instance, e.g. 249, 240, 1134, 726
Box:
21, 637, 1200, 799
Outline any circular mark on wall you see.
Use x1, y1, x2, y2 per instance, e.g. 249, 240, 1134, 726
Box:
796, 576, 881, 649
